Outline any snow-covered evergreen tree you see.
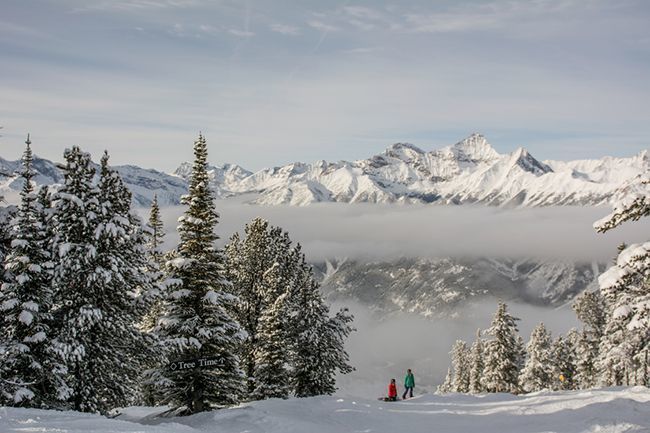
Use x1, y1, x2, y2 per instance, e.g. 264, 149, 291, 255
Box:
139, 194, 171, 405
225, 218, 274, 394
48, 146, 100, 411
253, 265, 291, 400
519, 323, 553, 393
594, 174, 650, 386
226, 219, 354, 399
155, 134, 245, 413
0, 136, 61, 407
146, 194, 165, 264
140, 194, 168, 333
291, 252, 354, 396
468, 329, 485, 394
94, 152, 156, 407
450, 340, 470, 393
316, 306, 355, 395
481, 302, 521, 393
572, 291, 606, 388
49, 148, 154, 413
550, 334, 577, 391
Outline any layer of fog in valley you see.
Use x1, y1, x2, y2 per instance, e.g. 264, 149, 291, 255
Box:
151, 201, 649, 262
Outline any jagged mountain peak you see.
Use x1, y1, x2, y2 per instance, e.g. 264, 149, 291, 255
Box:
451, 133, 501, 163
382, 142, 425, 163
174, 161, 252, 179
509, 147, 553, 176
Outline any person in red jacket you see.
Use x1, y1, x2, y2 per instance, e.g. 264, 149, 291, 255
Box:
387, 378, 398, 401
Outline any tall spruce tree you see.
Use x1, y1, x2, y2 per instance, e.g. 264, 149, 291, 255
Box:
253, 271, 291, 400
290, 250, 354, 397
594, 174, 650, 386
93, 152, 155, 408
0, 136, 61, 407
481, 302, 521, 393
49, 146, 101, 411
225, 218, 274, 394
572, 291, 606, 388
519, 322, 553, 393
451, 340, 470, 393
468, 329, 485, 394
140, 194, 168, 333
50, 148, 154, 413
156, 134, 245, 413
139, 194, 170, 404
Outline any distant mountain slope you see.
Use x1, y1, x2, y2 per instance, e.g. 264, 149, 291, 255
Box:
1, 133, 647, 207
0, 156, 187, 207
314, 257, 602, 318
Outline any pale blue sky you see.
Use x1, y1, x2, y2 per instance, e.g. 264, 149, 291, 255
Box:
1, 0, 649, 171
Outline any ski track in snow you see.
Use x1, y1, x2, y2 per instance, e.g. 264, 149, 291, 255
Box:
1, 387, 650, 433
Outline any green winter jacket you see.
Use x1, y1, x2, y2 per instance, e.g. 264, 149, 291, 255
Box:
404, 373, 415, 388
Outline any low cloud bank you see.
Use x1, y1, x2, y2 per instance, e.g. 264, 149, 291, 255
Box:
154, 202, 649, 262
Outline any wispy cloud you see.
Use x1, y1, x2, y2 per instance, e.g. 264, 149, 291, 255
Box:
308, 20, 340, 33
70, 0, 201, 13
229, 28, 255, 37
270, 23, 300, 36
343, 46, 383, 54
402, 0, 612, 34
340, 5, 401, 31
404, 12, 500, 33
198, 24, 219, 34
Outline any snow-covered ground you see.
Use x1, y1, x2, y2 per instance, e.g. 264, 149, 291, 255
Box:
2, 387, 649, 433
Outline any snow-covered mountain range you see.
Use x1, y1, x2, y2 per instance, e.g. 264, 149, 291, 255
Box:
1, 133, 647, 207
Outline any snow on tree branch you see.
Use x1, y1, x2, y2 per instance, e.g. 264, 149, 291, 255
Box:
594, 174, 650, 233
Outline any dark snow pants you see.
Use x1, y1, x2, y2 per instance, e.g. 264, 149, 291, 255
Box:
402, 387, 413, 399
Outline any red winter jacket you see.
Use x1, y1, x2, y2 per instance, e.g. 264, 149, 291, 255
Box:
388, 382, 397, 398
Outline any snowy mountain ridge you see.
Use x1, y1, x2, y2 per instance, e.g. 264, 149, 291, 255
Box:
1, 133, 647, 207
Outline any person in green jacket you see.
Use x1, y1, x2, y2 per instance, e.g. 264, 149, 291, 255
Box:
403, 368, 415, 399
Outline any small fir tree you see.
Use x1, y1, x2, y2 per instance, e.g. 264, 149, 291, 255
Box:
519, 323, 553, 393
451, 340, 470, 393
551, 334, 577, 391
468, 329, 485, 394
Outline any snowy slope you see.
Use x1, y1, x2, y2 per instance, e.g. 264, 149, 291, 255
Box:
2, 387, 650, 433
1, 133, 647, 207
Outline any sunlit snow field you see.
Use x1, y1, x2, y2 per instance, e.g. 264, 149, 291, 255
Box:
2, 387, 650, 433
